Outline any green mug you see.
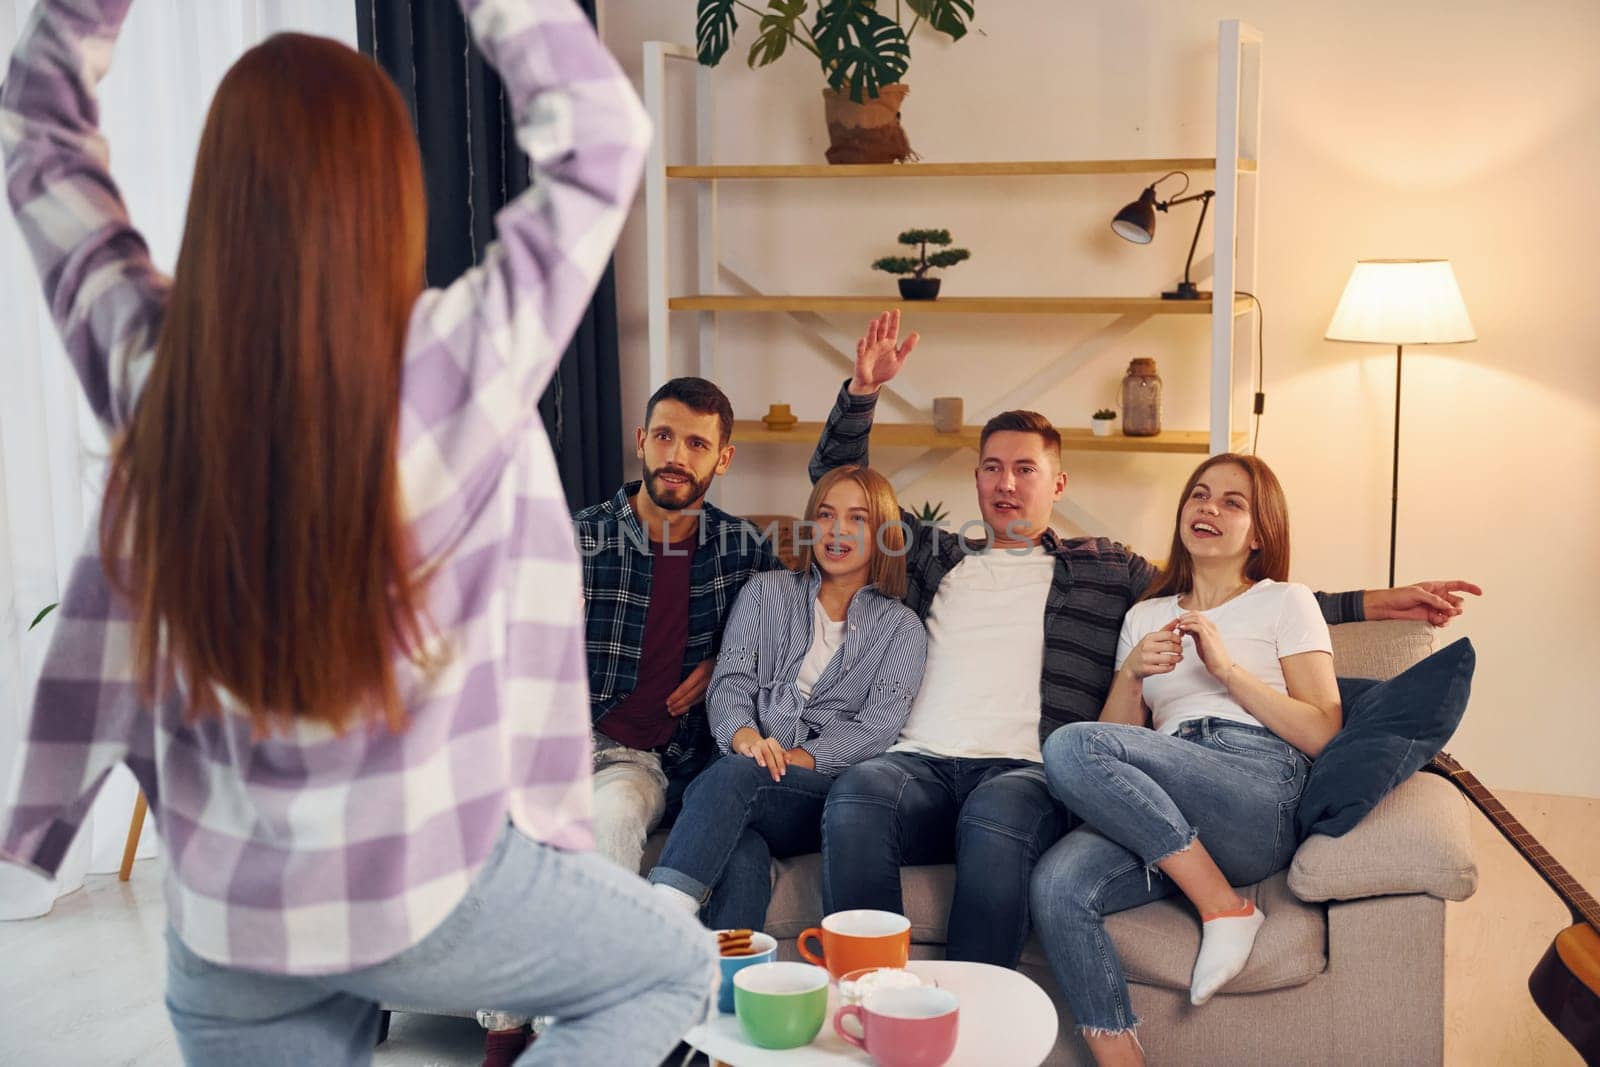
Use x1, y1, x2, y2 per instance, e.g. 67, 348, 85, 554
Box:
733, 961, 830, 1050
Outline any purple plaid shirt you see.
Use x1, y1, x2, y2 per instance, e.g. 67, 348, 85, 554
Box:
0, 0, 650, 975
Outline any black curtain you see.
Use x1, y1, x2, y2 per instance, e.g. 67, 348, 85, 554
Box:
357, 0, 623, 511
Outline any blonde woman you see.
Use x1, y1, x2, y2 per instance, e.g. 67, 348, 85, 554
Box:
648, 466, 928, 930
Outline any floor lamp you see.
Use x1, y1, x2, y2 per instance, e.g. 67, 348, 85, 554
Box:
1326, 259, 1476, 587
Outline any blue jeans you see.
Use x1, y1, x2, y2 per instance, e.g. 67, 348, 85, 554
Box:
1030, 718, 1309, 1034
648, 753, 836, 930
821, 751, 1074, 967
164, 822, 717, 1066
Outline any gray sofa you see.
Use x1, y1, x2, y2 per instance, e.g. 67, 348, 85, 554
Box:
636, 619, 1479, 1066
391, 618, 1478, 1066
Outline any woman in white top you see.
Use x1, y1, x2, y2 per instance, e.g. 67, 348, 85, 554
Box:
1030, 453, 1342, 1066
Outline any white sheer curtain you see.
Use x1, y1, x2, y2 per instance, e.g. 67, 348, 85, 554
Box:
0, 0, 357, 920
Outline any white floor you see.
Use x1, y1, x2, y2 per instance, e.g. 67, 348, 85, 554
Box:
2, 789, 1595, 1066
0, 864, 492, 1066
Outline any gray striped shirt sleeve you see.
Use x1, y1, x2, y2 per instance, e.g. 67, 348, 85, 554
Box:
707, 574, 766, 753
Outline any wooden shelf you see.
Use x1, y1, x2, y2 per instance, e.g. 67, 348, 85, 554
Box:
672, 295, 1252, 316
666, 159, 1258, 180
733, 420, 1246, 455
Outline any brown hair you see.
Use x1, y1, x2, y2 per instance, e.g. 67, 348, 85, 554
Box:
979, 410, 1062, 467
1142, 453, 1291, 602
646, 377, 734, 445
101, 34, 430, 732
795, 466, 909, 599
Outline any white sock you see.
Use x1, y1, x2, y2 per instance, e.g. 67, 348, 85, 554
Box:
1190, 902, 1264, 1006
651, 881, 701, 915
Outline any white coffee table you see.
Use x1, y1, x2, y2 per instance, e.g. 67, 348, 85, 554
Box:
683, 960, 1058, 1066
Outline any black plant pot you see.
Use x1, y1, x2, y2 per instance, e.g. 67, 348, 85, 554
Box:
898, 277, 941, 301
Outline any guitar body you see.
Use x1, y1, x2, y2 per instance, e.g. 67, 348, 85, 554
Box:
1428, 752, 1600, 1063
1530, 923, 1600, 1064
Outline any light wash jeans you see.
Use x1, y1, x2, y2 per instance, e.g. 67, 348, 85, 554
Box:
165, 822, 717, 1066
591, 731, 669, 873
476, 735, 671, 1035
1030, 718, 1309, 1035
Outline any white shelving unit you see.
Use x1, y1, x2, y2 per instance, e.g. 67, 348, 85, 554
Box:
642, 22, 1262, 468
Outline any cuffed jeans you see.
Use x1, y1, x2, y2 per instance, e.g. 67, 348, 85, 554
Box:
164, 822, 717, 1066
1030, 718, 1309, 1034
821, 751, 1074, 967
648, 753, 836, 930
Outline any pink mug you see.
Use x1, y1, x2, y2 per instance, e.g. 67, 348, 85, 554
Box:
834, 986, 960, 1067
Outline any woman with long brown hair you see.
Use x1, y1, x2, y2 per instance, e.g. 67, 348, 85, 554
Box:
0, 1, 713, 1063
1030, 453, 1343, 1066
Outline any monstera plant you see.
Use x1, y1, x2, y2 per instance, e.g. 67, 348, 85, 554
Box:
696, 0, 978, 163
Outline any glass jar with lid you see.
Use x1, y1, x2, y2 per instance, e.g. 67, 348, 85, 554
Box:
1120, 358, 1162, 436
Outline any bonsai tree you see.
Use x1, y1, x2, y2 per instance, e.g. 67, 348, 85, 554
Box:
872, 229, 971, 279
697, 0, 977, 102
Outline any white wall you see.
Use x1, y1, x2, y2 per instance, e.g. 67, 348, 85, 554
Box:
602, 1, 1600, 799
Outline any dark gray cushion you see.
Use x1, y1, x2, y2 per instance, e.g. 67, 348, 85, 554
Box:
1298, 638, 1475, 839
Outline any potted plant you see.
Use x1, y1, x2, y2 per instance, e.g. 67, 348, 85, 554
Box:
873, 228, 970, 300
696, 0, 978, 164
1091, 408, 1117, 437
915, 500, 950, 527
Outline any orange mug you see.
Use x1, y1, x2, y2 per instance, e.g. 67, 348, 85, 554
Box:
797, 910, 911, 979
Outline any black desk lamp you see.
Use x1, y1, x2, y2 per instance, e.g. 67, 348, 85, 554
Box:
1111, 171, 1215, 300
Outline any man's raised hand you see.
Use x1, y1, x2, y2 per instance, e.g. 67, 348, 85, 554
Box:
848, 309, 919, 396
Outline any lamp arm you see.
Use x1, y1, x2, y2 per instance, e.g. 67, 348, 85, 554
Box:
1172, 190, 1214, 288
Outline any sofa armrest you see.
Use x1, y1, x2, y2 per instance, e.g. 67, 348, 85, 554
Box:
1289, 771, 1478, 902
1329, 619, 1436, 681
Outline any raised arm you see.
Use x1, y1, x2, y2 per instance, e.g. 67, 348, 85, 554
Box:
801, 608, 927, 776
398, 0, 652, 560
807, 310, 919, 483
2, 0, 169, 431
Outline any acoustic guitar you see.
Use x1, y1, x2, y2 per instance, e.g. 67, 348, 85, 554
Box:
1427, 751, 1599, 1063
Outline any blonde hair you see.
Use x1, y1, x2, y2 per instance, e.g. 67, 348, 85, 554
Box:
795, 466, 908, 600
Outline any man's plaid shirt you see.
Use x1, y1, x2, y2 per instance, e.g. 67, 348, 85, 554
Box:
573, 483, 785, 777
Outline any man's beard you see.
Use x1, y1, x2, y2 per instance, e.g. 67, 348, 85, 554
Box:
642, 460, 713, 513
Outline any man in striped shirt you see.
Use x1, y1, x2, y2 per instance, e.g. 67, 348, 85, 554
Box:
813, 310, 1480, 968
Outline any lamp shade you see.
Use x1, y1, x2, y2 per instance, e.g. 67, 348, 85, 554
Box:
1111, 187, 1158, 244
1325, 259, 1476, 345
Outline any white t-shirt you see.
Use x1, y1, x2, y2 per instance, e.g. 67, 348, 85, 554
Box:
795, 599, 847, 701
892, 547, 1057, 761
1115, 579, 1332, 735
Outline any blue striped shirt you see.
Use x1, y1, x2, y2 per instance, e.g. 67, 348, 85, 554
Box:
708, 567, 928, 776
